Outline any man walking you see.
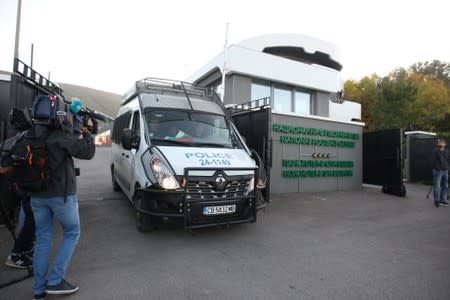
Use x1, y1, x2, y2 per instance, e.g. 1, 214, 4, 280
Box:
432, 139, 449, 207
30, 98, 95, 300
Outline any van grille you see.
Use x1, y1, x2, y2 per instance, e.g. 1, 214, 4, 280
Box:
186, 179, 250, 200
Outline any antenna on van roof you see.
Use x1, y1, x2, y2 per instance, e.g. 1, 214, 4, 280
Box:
179, 81, 194, 110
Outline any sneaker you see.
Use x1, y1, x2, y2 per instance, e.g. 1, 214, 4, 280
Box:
5, 254, 33, 269
33, 292, 47, 300
434, 201, 440, 208
45, 279, 79, 295
441, 201, 449, 206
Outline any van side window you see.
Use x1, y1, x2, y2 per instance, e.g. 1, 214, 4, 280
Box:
132, 111, 140, 137
131, 111, 140, 149
111, 111, 132, 144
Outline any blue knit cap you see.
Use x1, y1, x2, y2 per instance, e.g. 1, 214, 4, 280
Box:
70, 98, 84, 114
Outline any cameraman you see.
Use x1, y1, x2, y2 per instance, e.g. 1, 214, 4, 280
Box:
30, 98, 95, 300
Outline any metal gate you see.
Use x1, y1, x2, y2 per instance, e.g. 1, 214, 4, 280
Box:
363, 128, 406, 196
408, 135, 439, 184
228, 98, 272, 200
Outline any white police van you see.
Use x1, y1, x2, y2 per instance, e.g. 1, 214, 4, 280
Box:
111, 78, 264, 231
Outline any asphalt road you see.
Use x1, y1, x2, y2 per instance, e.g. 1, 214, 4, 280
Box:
1, 147, 450, 300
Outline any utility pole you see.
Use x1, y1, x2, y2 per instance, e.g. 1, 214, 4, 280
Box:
30, 43, 34, 68
221, 23, 229, 102
13, 0, 23, 63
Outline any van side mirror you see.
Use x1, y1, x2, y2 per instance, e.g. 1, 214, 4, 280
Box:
122, 128, 137, 150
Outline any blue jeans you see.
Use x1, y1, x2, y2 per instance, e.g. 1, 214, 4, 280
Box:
433, 169, 448, 203
30, 195, 80, 294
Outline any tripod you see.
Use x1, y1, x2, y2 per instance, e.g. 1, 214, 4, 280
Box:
0, 184, 33, 289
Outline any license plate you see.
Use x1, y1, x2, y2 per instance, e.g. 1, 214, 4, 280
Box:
203, 205, 236, 215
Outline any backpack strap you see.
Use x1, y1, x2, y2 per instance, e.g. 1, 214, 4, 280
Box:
0, 137, 12, 174
0, 130, 27, 159
0, 137, 5, 158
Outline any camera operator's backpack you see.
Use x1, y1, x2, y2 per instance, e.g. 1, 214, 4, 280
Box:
8, 129, 50, 192
1, 95, 64, 192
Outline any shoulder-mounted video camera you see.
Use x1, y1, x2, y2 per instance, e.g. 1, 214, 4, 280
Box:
69, 98, 106, 135
76, 107, 106, 134
28, 94, 106, 134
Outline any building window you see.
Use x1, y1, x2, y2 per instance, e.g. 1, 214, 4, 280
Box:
251, 80, 271, 101
273, 84, 292, 112
295, 90, 312, 115
213, 82, 224, 100
251, 78, 314, 115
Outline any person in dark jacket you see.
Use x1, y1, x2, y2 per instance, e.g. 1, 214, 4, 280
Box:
30, 116, 95, 300
431, 139, 449, 207
1, 108, 35, 269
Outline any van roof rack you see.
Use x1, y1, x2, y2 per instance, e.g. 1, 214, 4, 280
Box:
120, 77, 226, 112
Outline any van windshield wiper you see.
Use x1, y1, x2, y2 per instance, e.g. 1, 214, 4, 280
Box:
189, 142, 233, 149
150, 138, 189, 146
151, 139, 233, 148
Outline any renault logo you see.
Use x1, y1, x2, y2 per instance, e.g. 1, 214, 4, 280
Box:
215, 174, 227, 191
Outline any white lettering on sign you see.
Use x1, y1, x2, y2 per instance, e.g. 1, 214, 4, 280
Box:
185, 152, 234, 159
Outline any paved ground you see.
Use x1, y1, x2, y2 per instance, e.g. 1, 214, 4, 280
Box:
1, 147, 450, 300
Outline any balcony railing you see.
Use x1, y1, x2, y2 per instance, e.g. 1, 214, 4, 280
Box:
227, 97, 271, 115
13, 58, 63, 95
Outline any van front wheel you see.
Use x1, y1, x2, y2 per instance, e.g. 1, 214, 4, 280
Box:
134, 193, 154, 232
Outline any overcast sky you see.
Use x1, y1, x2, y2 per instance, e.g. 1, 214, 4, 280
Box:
0, 0, 449, 95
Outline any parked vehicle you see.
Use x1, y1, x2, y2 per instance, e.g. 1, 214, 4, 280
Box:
111, 78, 265, 231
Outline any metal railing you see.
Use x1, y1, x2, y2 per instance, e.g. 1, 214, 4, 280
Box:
227, 97, 271, 115
13, 58, 63, 96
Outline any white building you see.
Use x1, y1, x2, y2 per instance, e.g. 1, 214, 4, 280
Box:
188, 33, 364, 193
188, 33, 362, 124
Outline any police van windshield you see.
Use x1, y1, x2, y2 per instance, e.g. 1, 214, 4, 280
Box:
145, 109, 241, 148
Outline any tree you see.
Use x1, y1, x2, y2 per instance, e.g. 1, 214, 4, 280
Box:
406, 73, 450, 131
344, 74, 381, 131
344, 61, 450, 132
376, 68, 418, 130
410, 60, 450, 88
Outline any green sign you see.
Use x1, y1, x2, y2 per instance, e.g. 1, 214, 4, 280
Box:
273, 124, 359, 140
283, 170, 353, 177
274, 123, 358, 177
283, 160, 354, 168
279, 136, 355, 148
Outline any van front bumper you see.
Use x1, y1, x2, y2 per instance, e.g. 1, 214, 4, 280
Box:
135, 187, 257, 229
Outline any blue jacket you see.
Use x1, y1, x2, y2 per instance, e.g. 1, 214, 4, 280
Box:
432, 147, 449, 171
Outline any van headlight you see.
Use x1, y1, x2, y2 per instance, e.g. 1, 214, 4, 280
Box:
246, 176, 255, 195
142, 148, 180, 190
